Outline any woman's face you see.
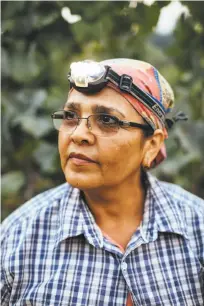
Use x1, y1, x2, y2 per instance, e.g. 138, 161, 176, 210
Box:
58, 87, 148, 190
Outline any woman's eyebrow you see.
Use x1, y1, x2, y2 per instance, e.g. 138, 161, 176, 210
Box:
64, 102, 125, 118
93, 105, 125, 118
64, 102, 80, 110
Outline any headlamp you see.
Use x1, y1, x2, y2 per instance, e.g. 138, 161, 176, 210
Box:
68, 60, 167, 124
67, 60, 188, 129
69, 60, 108, 93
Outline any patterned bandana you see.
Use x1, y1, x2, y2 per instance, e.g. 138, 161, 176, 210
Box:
100, 58, 175, 167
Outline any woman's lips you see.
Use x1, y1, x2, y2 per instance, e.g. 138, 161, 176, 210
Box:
70, 157, 95, 166
68, 153, 97, 166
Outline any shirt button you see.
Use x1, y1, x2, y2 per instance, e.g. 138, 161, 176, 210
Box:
121, 262, 127, 271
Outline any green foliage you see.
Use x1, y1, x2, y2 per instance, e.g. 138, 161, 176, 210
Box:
1, 1, 204, 219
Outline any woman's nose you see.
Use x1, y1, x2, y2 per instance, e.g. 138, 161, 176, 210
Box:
70, 118, 95, 145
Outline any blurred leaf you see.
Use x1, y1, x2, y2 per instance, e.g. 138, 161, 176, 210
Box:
10, 45, 44, 83
33, 142, 58, 173
1, 48, 10, 77
158, 152, 200, 177
2, 171, 25, 196
13, 115, 53, 138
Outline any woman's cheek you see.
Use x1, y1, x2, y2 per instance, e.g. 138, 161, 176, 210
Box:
58, 133, 70, 170
99, 143, 124, 172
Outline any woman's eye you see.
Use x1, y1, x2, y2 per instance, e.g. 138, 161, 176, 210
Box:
65, 111, 78, 119
98, 114, 117, 125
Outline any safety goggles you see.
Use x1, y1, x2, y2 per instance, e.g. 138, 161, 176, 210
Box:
67, 60, 188, 130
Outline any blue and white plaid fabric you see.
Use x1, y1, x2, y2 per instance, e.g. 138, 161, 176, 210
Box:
1, 174, 204, 305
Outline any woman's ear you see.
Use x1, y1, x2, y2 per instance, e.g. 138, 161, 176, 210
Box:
142, 129, 165, 168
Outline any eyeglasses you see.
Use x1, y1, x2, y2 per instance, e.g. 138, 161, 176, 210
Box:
51, 110, 153, 137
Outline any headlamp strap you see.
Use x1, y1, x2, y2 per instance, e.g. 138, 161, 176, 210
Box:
106, 68, 166, 123
68, 62, 167, 124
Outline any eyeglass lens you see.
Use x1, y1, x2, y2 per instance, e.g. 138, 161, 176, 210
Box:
52, 111, 119, 136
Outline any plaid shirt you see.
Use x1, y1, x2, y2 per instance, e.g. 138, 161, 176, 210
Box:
1, 174, 204, 306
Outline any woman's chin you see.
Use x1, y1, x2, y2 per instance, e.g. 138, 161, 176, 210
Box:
64, 172, 101, 190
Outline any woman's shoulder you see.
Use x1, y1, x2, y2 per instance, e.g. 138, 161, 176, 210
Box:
148, 173, 204, 234
159, 179, 204, 242
160, 180, 204, 213
1, 182, 71, 242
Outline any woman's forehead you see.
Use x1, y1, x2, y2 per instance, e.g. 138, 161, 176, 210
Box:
67, 87, 141, 119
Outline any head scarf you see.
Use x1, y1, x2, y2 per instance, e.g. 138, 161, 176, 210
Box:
100, 58, 175, 168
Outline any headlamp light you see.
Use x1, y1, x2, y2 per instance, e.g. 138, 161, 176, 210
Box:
69, 60, 107, 90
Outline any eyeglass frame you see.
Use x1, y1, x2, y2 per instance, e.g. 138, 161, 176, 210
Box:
51, 110, 154, 136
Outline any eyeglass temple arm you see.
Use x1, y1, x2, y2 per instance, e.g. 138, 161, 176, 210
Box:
51, 113, 64, 119
119, 120, 153, 131
165, 111, 188, 130
120, 111, 188, 131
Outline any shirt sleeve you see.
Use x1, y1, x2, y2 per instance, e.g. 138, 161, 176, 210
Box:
185, 195, 204, 267
0, 184, 66, 306
163, 181, 204, 267
0, 214, 24, 305
1, 268, 12, 306
1, 222, 13, 306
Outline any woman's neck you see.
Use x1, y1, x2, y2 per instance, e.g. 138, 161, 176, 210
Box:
82, 171, 147, 228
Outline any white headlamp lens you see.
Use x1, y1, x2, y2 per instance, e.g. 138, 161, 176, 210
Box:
70, 60, 106, 87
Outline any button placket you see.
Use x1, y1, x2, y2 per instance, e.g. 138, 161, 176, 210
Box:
121, 261, 128, 271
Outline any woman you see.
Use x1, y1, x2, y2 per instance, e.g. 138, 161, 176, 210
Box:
1, 59, 203, 306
